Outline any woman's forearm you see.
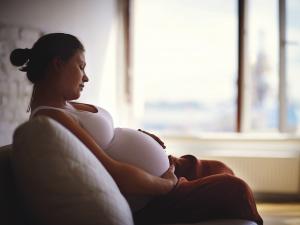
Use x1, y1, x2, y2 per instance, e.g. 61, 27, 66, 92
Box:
109, 161, 175, 196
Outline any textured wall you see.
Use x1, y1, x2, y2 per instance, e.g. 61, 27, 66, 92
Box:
0, 23, 42, 145
0, 0, 120, 146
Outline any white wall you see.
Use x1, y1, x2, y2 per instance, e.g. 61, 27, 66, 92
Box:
0, 0, 118, 104
0, 0, 119, 145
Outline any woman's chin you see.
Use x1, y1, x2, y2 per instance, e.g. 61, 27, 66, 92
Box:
67, 93, 81, 100
75, 93, 81, 99
76, 89, 82, 97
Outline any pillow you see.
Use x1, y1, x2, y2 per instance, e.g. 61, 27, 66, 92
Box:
11, 116, 134, 225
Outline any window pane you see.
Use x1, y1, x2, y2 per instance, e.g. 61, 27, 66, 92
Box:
248, 0, 279, 132
287, 0, 300, 133
132, 0, 237, 134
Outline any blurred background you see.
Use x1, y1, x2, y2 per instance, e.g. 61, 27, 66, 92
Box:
0, 1, 300, 224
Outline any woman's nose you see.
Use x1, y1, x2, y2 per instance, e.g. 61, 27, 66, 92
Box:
83, 74, 89, 82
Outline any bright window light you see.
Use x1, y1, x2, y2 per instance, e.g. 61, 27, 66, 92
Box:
132, 0, 237, 134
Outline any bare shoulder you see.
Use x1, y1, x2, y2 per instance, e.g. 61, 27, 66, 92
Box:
33, 108, 79, 126
69, 101, 98, 113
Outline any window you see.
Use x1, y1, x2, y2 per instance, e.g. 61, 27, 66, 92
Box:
125, 0, 300, 136
247, 0, 279, 132
286, 0, 300, 132
131, 0, 237, 134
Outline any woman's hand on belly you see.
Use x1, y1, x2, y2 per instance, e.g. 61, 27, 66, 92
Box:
161, 164, 178, 191
137, 129, 166, 149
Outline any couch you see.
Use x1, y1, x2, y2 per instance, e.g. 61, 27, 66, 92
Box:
0, 116, 258, 225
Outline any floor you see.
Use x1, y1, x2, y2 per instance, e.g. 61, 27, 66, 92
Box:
257, 203, 300, 225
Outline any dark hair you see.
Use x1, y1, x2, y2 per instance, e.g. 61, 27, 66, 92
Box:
10, 33, 84, 84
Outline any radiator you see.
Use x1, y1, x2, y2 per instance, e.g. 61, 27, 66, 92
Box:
197, 156, 300, 193
166, 137, 300, 194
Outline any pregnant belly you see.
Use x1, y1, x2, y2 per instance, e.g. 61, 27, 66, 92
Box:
105, 128, 170, 176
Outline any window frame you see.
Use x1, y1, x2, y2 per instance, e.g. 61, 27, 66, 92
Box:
121, 0, 296, 136
278, 0, 288, 133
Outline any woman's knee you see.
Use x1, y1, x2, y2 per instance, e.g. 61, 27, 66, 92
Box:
219, 175, 252, 198
206, 160, 235, 175
216, 160, 233, 172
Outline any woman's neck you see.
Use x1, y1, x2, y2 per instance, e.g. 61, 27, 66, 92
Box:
31, 85, 67, 110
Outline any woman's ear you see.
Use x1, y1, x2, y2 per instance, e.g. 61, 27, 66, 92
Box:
51, 57, 64, 73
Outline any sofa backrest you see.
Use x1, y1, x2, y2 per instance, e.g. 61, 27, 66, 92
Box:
11, 116, 134, 225
0, 145, 28, 225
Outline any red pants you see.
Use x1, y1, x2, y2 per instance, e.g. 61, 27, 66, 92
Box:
133, 155, 263, 225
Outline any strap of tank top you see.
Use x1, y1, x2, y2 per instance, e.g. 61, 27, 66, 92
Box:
30, 106, 76, 120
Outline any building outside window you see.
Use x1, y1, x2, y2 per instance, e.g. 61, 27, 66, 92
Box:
126, 0, 300, 136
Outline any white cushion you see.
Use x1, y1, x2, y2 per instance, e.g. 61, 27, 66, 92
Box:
11, 116, 134, 225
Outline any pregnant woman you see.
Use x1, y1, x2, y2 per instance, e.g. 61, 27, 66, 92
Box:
10, 33, 263, 225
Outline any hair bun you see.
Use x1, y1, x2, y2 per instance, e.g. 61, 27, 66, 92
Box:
10, 48, 31, 67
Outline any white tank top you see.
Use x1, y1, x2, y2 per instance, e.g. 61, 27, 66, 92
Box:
30, 102, 170, 211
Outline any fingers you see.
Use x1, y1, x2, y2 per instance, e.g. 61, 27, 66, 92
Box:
148, 132, 166, 148
168, 155, 176, 164
159, 141, 166, 149
169, 164, 175, 173
138, 129, 166, 149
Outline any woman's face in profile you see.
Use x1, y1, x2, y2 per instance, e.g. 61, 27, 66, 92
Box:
57, 50, 89, 100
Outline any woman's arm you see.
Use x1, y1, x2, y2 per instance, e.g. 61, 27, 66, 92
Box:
34, 109, 177, 196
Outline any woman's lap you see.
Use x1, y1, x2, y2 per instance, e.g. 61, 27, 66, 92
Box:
171, 154, 234, 179
133, 155, 263, 225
